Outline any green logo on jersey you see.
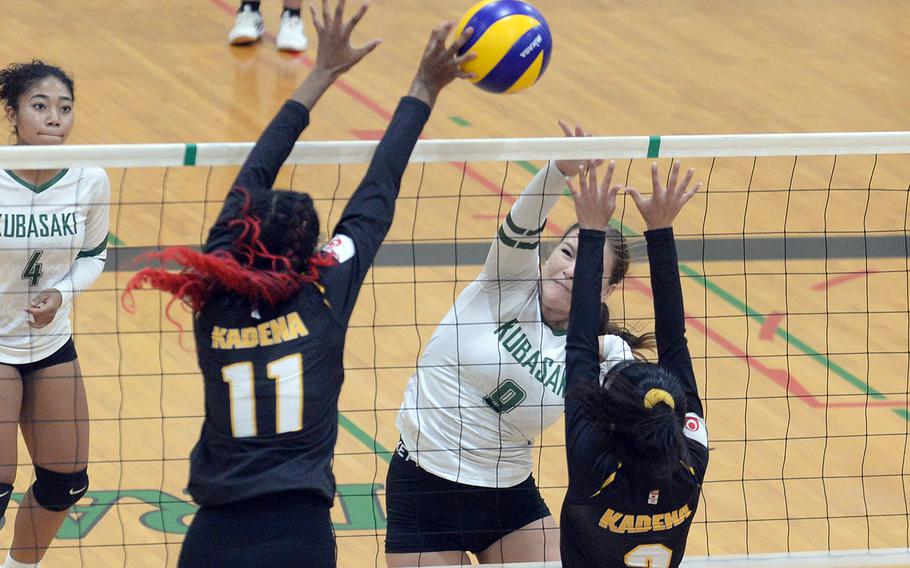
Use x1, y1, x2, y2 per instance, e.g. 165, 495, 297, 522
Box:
483, 379, 527, 413
21, 250, 44, 286
0, 212, 77, 238
493, 319, 567, 398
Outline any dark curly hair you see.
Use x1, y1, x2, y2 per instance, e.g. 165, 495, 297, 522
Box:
0, 60, 74, 111
0, 60, 74, 139
122, 188, 335, 328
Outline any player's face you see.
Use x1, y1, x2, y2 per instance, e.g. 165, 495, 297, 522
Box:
6, 77, 74, 146
540, 228, 616, 324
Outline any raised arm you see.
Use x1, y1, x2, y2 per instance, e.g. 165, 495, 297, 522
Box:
627, 162, 703, 415
563, 161, 621, 494
565, 161, 620, 389
317, 20, 474, 321
207, 0, 382, 251
479, 123, 596, 283
328, 21, 474, 271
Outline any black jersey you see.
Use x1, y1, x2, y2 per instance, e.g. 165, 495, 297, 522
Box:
561, 228, 709, 568
187, 97, 431, 508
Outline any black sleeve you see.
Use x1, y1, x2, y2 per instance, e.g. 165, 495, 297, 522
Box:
319, 96, 431, 323
645, 227, 703, 417
204, 100, 311, 253
564, 228, 617, 501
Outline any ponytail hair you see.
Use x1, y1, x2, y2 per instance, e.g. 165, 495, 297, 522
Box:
121, 188, 335, 328
569, 360, 689, 479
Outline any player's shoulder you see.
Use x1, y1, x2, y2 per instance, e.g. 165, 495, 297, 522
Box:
321, 233, 356, 264
73, 167, 111, 195
682, 412, 708, 448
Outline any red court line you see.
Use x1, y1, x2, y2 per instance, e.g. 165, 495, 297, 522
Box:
350, 130, 386, 140
624, 279, 907, 410
210, 0, 394, 120
210, 0, 906, 416
759, 314, 784, 341
811, 270, 877, 291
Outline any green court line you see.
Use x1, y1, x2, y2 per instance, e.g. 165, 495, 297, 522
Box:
338, 413, 393, 463
107, 233, 125, 246
449, 116, 471, 127
516, 161, 538, 175
676, 264, 885, 399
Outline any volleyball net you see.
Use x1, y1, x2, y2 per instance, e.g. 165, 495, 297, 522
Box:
0, 132, 909, 567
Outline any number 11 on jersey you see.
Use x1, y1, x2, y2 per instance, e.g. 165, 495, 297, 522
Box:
222, 353, 304, 437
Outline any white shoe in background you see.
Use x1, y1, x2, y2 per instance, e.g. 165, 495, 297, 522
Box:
276, 12, 308, 52
228, 5, 264, 45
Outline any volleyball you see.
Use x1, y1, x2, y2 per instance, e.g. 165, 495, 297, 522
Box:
454, 0, 553, 94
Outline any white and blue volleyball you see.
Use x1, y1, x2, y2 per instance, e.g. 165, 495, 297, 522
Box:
455, 0, 553, 94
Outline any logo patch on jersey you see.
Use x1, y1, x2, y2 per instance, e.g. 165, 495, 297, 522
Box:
648, 489, 659, 505
683, 412, 708, 447
322, 234, 355, 263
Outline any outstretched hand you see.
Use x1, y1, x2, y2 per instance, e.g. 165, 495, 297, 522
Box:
568, 160, 621, 232
293, 0, 380, 110
626, 161, 701, 230
555, 121, 602, 177
310, 0, 382, 78
408, 22, 476, 108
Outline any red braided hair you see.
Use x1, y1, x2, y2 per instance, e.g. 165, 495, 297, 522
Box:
121, 189, 336, 330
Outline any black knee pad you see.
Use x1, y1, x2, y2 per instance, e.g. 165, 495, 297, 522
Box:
31, 466, 88, 512
0, 482, 13, 519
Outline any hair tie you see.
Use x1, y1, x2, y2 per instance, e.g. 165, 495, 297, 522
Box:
644, 388, 675, 410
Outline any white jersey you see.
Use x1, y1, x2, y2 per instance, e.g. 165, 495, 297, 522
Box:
0, 168, 110, 363
397, 162, 633, 488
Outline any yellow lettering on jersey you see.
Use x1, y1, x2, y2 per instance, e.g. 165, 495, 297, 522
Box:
257, 322, 274, 347
211, 312, 309, 350
599, 503, 693, 534
269, 316, 290, 342
598, 508, 623, 531
211, 327, 227, 349
677, 504, 691, 524
241, 327, 258, 348
286, 312, 309, 340
225, 329, 242, 349
632, 515, 652, 533
617, 514, 636, 533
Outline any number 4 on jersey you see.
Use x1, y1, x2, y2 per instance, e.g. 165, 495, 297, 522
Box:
21, 250, 44, 287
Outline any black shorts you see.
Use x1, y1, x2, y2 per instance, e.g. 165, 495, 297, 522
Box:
178, 490, 335, 568
0, 338, 77, 377
384, 442, 552, 554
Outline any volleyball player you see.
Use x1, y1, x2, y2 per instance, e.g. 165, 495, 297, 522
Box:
0, 61, 110, 568
561, 160, 708, 568
385, 126, 651, 566
122, 2, 475, 566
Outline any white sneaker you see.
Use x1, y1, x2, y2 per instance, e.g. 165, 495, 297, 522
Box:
276, 12, 308, 52
228, 5, 264, 45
